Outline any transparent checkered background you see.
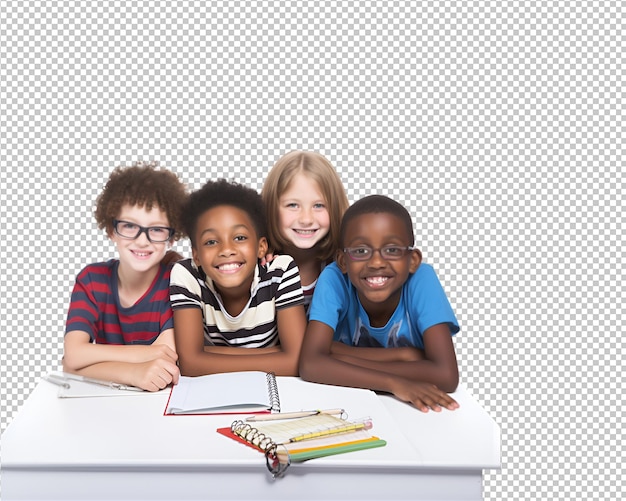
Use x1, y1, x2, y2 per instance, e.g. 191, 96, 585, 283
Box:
1, 1, 623, 499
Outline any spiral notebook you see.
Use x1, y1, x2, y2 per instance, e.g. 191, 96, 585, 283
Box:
217, 413, 386, 476
164, 371, 280, 415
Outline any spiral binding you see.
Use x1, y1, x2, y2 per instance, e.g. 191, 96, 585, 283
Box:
266, 372, 281, 412
229, 373, 282, 477
230, 419, 290, 477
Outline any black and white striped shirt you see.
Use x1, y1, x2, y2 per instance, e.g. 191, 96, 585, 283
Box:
170, 255, 304, 348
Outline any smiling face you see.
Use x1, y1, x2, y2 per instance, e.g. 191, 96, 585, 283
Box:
337, 212, 421, 314
278, 173, 330, 251
191, 205, 268, 298
110, 203, 172, 275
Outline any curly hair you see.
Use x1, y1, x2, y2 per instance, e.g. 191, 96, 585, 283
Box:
339, 195, 415, 247
261, 150, 349, 262
94, 161, 187, 241
182, 178, 267, 247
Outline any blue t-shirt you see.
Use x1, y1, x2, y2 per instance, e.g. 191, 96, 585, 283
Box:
308, 262, 459, 349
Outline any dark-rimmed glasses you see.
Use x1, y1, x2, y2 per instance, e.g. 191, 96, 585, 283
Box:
343, 245, 415, 261
113, 220, 175, 243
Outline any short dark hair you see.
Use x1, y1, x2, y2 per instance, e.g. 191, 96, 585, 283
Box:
340, 195, 415, 247
182, 178, 267, 247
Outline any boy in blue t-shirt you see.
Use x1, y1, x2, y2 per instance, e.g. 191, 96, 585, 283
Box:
300, 195, 460, 412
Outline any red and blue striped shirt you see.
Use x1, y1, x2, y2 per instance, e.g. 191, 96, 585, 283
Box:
65, 260, 173, 345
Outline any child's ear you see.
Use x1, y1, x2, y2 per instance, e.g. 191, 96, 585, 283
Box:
409, 247, 422, 273
191, 246, 200, 267
336, 248, 348, 273
257, 237, 269, 259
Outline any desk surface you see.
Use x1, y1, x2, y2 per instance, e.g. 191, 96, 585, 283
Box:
2, 377, 500, 501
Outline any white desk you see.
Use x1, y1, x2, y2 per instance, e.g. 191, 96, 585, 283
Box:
1, 377, 500, 501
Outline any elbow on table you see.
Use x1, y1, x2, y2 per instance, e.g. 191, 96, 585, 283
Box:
298, 352, 309, 378
61, 354, 82, 373
279, 363, 300, 377
439, 370, 459, 394
176, 352, 207, 376
297, 354, 320, 383
177, 358, 201, 377
280, 351, 302, 377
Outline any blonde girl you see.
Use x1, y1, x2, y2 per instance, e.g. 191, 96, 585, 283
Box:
262, 150, 349, 310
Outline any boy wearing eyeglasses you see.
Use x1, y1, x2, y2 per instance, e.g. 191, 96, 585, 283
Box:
300, 195, 460, 412
63, 161, 186, 391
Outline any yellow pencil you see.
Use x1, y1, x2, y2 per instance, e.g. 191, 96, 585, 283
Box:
288, 418, 373, 443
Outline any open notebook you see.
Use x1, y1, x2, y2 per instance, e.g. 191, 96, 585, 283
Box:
165, 371, 280, 415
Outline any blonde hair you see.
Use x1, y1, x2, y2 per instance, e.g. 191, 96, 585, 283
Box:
262, 150, 349, 262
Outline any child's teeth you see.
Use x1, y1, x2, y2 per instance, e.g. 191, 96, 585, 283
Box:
220, 263, 240, 271
367, 277, 388, 285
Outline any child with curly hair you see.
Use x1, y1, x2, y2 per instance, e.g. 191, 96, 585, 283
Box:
63, 161, 186, 391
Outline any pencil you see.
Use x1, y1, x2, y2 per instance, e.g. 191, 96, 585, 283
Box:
43, 375, 70, 389
246, 408, 345, 422
288, 418, 373, 443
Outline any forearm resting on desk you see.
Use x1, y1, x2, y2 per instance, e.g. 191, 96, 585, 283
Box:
63, 330, 178, 370
330, 354, 459, 393
300, 321, 458, 412
204, 345, 281, 354
178, 347, 300, 376
331, 324, 458, 392
301, 352, 458, 412
330, 342, 425, 362
64, 360, 180, 392
62, 330, 180, 391
175, 303, 305, 377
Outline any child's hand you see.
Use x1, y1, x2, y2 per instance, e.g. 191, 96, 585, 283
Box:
131, 358, 180, 392
260, 252, 276, 266
391, 380, 459, 412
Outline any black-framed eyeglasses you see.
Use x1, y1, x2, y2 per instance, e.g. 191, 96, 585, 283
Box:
343, 245, 415, 262
113, 219, 175, 243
